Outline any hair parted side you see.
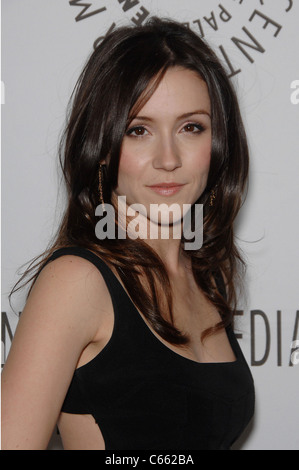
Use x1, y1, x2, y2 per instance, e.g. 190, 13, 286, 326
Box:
10, 17, 249, 345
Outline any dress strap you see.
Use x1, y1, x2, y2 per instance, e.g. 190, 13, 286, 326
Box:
45, 246, 122, 296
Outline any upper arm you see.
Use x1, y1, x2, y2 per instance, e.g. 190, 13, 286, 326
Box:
1, 255, 107, 450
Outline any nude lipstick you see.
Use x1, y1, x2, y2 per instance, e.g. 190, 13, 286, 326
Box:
147, 183, 185, 196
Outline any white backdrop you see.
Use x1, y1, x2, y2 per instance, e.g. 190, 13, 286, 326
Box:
2, 0, 299, 450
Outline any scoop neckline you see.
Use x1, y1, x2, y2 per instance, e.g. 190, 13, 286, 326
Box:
102, 255, 239, 367
132, 307, 239, 367
53, 247, 239, 369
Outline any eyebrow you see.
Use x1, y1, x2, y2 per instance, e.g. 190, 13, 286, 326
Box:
130, 109, 211, 122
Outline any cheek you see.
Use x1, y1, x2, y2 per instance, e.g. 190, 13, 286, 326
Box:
193, 138, 212, 174
118, 138, 152, 176
118, 148, 138, 177
118, 155, 134, 177
116, 149, 145, 194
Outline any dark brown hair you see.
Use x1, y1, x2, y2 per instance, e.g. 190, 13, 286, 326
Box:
11, 17, 249, 344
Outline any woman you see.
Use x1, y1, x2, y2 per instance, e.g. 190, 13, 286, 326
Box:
2, 17, 254, 450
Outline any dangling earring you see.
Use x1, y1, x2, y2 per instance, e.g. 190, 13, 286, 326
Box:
209, 188, 216, 207
99, 163, 106, 212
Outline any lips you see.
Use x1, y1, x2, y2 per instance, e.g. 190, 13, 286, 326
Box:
149, 183, 184, 188
147, 183, 185, 196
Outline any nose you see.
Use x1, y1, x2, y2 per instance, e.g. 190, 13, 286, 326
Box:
152, 135, 182, 171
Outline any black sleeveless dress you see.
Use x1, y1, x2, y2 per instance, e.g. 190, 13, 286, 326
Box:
46, 246, 254, 450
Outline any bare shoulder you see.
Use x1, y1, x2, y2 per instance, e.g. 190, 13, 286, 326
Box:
24, 253, 112, 344
1, 253, 113, 449
37, 253, 106, 286
37, 254, 107, 288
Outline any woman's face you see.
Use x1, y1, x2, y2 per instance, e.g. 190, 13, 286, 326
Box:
112, 66, 212, 227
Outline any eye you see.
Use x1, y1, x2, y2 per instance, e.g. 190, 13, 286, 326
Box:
181, 123, 205, 134
126, 126, 149, 137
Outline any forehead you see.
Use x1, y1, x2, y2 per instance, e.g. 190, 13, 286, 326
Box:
135, 67, 211, 118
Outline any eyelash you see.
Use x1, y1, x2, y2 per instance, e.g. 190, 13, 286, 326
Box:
126, 122, 205, 138
181, 123, 205, 134
126, 126, 149, 138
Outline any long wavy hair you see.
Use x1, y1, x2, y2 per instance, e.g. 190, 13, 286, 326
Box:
11, 17, 249, 345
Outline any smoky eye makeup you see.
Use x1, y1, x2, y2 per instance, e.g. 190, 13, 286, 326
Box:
125, 125, 149, 137
181, 122, 206, 133
125, 112, 209, 138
